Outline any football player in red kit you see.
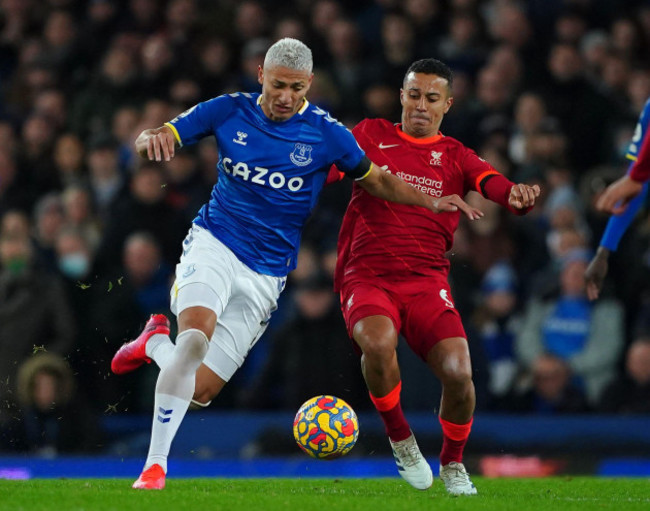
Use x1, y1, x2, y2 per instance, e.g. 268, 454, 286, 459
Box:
334, 59, 540, 495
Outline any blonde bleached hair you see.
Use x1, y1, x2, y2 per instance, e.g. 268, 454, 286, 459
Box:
263, 38, 313, 73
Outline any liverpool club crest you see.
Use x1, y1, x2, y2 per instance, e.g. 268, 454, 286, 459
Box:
430, 151, 443, 166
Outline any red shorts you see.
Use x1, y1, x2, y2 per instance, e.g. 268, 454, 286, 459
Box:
339, 274, 466, 361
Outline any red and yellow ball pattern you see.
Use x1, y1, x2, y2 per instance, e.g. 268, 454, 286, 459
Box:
293, 395, 359, 460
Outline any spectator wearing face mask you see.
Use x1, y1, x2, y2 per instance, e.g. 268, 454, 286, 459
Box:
53, 227, 143, 413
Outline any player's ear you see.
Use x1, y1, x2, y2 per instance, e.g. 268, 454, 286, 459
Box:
399, 88, 405, 106
257, 65, 264, 85
444, 95, 454, 114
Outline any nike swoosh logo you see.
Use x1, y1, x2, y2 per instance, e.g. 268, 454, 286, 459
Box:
378, 143, 399, 149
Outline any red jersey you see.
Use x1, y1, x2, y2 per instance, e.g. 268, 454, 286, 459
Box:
334, 119, 520, 290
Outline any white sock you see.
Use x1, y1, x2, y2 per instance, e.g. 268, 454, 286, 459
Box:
143, 329, 209, 473
144, 393, 189, 473
146, 333, 175, 369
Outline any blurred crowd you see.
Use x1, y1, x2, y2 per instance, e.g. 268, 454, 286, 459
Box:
1, 0, 650, 456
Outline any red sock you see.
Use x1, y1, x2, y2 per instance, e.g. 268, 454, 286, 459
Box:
439, 416, 472, 466
369, 381, 411, 442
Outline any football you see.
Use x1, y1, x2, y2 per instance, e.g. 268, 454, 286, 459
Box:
293, 395, 359, 460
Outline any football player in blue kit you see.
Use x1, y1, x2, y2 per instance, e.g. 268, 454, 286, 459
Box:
585, 96, 650, 301
111, 38, 483, 489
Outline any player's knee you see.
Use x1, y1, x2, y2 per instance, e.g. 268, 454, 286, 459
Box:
440, 356, 473, 387
353, 318, 397, 362
178, 306, 217, 339
358, 333, 396, 364
430, 338, 473, 387
176, 328, 209, 363
362, 342, 394, 365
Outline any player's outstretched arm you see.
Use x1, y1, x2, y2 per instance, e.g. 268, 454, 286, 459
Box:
357, 163, 484, 220
599, 126, 650, 214
596, 175, 644, 215
508, 183, 541, 210
135, 126, 177, 161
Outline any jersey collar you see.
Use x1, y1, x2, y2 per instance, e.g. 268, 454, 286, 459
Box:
256, 95, 310, 117
395, 123, 443, 145
298, 98, 309, 114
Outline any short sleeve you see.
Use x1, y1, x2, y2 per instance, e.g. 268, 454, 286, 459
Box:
326, 122, 366, 175
166, 95, 234, 147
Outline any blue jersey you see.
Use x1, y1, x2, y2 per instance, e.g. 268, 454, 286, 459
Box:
625, 98, 650, 162
166, 93, 367, 276
600, 98, 650, 251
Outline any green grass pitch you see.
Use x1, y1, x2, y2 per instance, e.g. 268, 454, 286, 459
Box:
1, 477, 648, 511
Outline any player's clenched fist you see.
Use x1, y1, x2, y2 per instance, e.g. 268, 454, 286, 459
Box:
508, 183, 541, 210
135, 126, 177, 161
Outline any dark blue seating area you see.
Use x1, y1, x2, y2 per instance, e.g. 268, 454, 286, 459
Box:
101, 411, 650, 457
3, 412, 648, 479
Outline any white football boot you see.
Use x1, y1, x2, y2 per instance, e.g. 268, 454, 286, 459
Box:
439, 461, 478, 495
389, 432, 433, 490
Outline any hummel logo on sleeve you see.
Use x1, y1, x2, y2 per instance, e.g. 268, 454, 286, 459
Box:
378, 142, 400, 149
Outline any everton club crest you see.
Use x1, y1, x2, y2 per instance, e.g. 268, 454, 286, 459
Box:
290, 143, 313, 166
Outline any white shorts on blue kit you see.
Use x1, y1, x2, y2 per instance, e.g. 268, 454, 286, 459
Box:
170, 225, 286, 381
